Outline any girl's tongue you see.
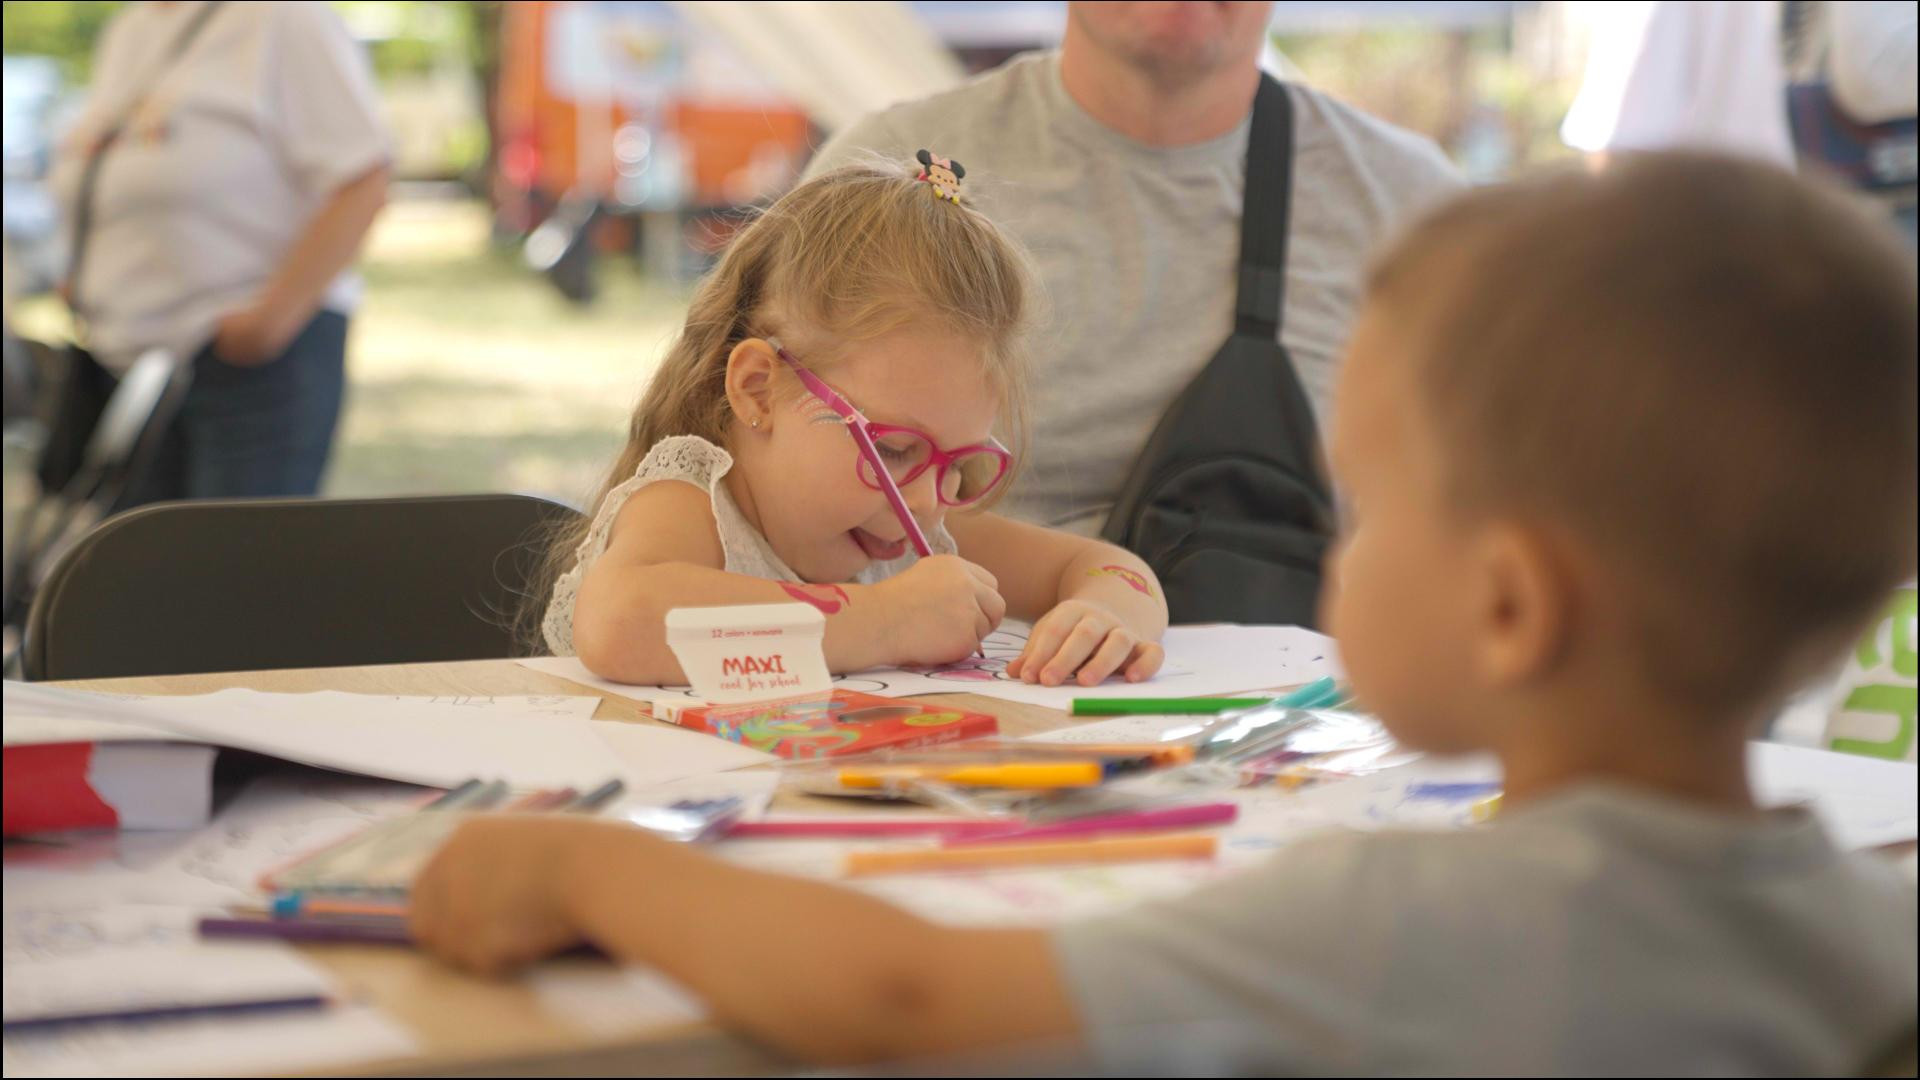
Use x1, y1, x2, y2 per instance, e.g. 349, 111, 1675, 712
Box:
850, 527, 907, 561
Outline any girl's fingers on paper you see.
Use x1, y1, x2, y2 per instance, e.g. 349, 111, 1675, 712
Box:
1124, 640, 1165, 682
1041, 616, 1108, 686
1019, 606, 1090, 681
1077, 631, 1137, 687
1018, 613, 1073, 683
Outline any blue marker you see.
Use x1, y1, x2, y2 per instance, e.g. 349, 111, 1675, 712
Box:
1405, 781, 1502, 802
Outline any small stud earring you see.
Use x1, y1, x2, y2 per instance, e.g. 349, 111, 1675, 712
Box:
749, 416, 762, 429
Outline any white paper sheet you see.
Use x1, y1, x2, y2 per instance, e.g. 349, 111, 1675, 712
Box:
612, 769, 782, 823
520, 623, 1339, 714
4, 684, 768, 791
3, 686, 603, 745
873, 624, 1337, 709
590, 718, 775, 783
526, 965, 707, 1037
1, 1002, 416, 1078
3, 683, 191, 746
0, 763, 716, 1076
1750, 740, 1918, 850
1, 773, 426, 1074
2, 906, 334, 1025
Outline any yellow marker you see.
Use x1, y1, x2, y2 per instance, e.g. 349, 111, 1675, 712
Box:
844, 832, 1218, 877
836, 761, 1107, 790
1472, 793, 1503, 822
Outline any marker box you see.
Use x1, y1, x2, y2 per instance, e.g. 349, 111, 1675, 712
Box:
665, 603, 832, 704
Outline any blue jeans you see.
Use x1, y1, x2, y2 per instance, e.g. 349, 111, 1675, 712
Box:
123, 310, 348, 505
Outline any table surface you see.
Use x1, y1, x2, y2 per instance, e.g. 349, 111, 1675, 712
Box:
50, 659, 1103, 1078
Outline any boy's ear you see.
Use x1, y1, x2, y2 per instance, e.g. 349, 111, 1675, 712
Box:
1471, 522, 1574, 689
724, 338, 779, 431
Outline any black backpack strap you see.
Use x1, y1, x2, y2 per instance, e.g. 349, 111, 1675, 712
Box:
1096, 73, 1332, 624
1235, 75, 1294, 340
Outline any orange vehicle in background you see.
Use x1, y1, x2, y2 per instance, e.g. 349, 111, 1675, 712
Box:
493, 1, 814, 297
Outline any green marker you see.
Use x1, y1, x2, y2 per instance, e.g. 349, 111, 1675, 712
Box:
1074, 677, 1344, 716
1072, 697, 1273, 716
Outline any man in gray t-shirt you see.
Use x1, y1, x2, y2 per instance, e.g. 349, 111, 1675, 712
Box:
806, 2, 1460, 534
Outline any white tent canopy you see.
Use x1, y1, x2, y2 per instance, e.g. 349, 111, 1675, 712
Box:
668, 1, 967, 131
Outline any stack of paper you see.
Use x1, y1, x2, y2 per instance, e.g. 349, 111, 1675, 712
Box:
3, 683, 774, 824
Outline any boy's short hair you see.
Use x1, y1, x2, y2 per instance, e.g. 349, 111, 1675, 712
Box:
1368, 152, 1917, 711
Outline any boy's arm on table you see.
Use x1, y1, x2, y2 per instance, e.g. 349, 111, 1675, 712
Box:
581, 829, 1079, 1063
413, 819, 1082, 1065
572, 482, 901, 682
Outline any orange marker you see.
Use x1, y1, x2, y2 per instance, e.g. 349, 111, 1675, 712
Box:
836, 762, 1106, 790
842, 832, 1217, 877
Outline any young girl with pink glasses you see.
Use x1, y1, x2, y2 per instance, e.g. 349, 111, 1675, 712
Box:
534, 157, 1167, 687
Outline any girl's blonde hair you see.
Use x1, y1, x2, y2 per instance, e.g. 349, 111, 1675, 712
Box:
519, 160, 1036, 648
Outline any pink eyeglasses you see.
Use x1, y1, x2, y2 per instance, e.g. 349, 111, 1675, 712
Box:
770, 340, 1012, 556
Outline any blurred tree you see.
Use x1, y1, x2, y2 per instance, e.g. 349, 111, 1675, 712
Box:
1275, 24, 1579, 177
2, 1, 125, 81
5, 2, 502, 184
458, 1, 504, 195
333, 1, 496, 183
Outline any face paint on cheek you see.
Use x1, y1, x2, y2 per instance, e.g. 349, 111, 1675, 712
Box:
790, 390, 850, 426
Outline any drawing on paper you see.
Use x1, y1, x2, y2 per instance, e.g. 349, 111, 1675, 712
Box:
900, 625, 1032, 683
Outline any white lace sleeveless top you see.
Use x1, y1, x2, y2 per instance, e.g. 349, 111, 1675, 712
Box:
541, 435, 957, 656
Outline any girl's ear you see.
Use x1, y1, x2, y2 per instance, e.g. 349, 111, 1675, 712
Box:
724, 338, 779, 432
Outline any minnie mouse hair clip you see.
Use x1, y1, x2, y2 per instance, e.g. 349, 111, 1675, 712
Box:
915, 148, 966, 204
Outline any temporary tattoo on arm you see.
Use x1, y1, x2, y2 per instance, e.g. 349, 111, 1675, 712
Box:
781, 582, 853, 614
1087, 565, 1153, 597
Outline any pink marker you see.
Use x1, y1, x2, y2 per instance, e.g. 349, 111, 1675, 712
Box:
940, 802, 1239, 847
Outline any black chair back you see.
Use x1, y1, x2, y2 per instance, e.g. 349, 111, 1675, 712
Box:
22, 494, 581, 681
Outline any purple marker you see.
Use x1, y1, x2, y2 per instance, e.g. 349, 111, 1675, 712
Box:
3, 994, 329, 1033
198, 915, 413, 947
